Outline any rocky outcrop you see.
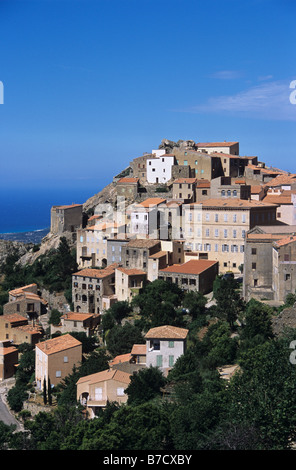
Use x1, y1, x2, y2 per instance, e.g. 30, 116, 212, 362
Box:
272, 306, 296, 336
159, 138, 197, 153
0, 239, 31, 265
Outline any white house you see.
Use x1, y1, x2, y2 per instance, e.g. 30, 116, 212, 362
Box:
144, 325, 189, 376
146, 153, 176, 184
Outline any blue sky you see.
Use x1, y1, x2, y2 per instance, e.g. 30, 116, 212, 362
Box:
1, 0, 296, 192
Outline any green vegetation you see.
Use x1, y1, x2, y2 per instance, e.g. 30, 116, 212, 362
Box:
2, 251, 296, 450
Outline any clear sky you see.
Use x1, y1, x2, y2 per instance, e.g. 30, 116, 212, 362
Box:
1, 0, 296, 192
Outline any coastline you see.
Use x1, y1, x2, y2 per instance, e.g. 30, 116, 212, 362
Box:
0, 227, 50, 244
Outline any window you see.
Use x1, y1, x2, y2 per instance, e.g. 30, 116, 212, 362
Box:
156, 355, 163, 367
285, 273, 291, 281
95, 387, 103, 400
169, 356, 174, 367
206, 213, 210, 221
215, 244, 218, 252
242, 214, 246, 223
215, 214, 219, 222
215, 229, 219, 237
56, 371, 61, 378
168, 341, 174, 348
224, 213, 228, 222
205, 228, 210, 237
233, 230, 237, 238
224, 229, 228, 238
233, 214, 237, 222
64, 356, 68, 363
252, 263, 256, 270
117, 387, 125, 396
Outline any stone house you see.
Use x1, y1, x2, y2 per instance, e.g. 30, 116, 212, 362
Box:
121, 239, 161, 273
4, 284, 48, 322
0, 341, 18, 381
145, 325, 189, 376
116, 177, 139, 203
0, 313, 43, 346
50, 312, 101, 337
35, 334, 82, 390
50, 204, 83, 235
130, 154, 155, 184
172, 178, 197, 202
195, 179, 211, 202
76, 368, 131, 418
106, 236, 130, 266
72, 265, 117, 314
272, 235, 296, 302
210, 176, 251, 200
172, 148, 223, 181
158, 259, 219, 295
243, 225, 296, 302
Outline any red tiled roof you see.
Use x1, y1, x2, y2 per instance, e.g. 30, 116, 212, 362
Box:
36, 334, 82, 355
145, 325, 188, 340
159, 259, 218, 275
197, 142, 238, 147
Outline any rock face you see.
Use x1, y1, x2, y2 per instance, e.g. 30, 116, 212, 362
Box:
272, 306, 296, 336
83, 181, 118, 214
159, 138, 196, 153
0, 239, 31, 265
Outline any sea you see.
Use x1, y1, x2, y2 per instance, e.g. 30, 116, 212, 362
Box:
0, 186, 101, 243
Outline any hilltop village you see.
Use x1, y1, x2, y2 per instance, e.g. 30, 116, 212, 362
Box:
1, 138, 296, 449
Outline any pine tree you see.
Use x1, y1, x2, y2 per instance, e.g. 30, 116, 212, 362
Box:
43, 378, 47, 405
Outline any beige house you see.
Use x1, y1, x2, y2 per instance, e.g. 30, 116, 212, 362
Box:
76, 222, 126, 269
115, 267, 147, 302
4, 284, 48, 321
0, 313, 43, 346
196, 141, 239, 155
183, 198, 278, 273
262, 191, 296, 225
76, 368, 131, 418
35, 334, 82, 390
0, 341, 18, 381
172, 178, 197, 202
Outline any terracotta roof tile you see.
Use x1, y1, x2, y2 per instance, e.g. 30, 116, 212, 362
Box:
76, 368, 131, 385
159, 259, 218, 275
145, 325, 188, 340
36, 334, 82, 355
73, 264, 118, 279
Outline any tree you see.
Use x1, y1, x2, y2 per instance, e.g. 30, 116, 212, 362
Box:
105, 323, 144, 357
107, 301, 132, 325
212, 275, 245, 329
132, 279, 184, 329
240, 298, 274, 348
227, 339, 296, 449
182, 291, 207, 321
126, 366, 166, 406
